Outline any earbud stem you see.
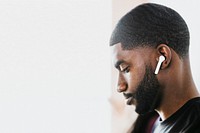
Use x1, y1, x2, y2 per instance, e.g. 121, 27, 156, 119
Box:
154, 56, 165, 74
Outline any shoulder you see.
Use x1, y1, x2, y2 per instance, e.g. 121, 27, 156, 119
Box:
156, 97, 200, 133
181, 97, 200, 121
184, 116, 200, 133
182, 97, 200, 132
186, 97, 200, 115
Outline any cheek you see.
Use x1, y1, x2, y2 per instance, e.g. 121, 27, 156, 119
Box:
126, 67, 145, 92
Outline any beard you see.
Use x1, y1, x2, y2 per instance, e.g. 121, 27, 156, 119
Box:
133, 66, 162, 115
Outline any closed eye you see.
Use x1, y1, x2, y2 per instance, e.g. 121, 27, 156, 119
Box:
122, 66, 130, 73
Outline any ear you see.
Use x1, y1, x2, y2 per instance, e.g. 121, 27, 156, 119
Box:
156, 44, 172, 69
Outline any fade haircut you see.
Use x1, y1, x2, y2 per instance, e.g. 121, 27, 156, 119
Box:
110, 3, 190, 58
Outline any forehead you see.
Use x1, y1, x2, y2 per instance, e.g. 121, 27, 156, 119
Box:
111, 43, 153, 64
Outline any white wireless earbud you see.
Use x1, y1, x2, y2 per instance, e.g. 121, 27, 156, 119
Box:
154, 55, 165, 75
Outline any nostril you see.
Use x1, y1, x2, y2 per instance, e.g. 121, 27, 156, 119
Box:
117, 83, 127, 92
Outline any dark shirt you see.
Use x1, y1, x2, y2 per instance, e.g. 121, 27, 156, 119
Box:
154, 97, 200, 133
131, 111, 159, 133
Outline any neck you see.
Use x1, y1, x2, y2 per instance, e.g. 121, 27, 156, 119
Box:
156, 57, 199, 121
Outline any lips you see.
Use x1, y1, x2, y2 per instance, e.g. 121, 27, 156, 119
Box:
123, 93, 134, 105
126, 97, 133, 105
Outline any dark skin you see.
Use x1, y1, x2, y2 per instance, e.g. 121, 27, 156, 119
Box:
112, 43, 199, 120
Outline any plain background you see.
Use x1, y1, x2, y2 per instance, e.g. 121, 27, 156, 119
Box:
0, 0, 111, 133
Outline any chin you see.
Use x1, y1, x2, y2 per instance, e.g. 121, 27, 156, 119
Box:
134, 102, 156, 115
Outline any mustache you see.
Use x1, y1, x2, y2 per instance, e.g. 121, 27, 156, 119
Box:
123, 92, 135, 99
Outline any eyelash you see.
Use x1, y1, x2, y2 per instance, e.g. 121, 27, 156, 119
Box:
122, 67, 130, 73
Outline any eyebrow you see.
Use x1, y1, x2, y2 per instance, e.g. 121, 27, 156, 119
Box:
115, 60, 125, 69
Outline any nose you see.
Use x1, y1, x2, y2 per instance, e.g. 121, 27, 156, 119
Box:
117, 83, 127, 93
117, 74, 127, 93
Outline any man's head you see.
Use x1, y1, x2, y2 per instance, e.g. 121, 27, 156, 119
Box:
110, 3, 190, 115
110, 3, 189, 58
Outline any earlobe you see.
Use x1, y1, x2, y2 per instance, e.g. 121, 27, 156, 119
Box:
156, 44, 172, 70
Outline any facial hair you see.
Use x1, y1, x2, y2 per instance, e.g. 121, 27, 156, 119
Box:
134, 66, 162, 115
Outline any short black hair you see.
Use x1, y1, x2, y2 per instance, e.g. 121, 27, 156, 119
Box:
110, 3, 190, 58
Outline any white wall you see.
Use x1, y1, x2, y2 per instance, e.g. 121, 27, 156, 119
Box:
0, 0, 111, 133
150, 0, 200, 90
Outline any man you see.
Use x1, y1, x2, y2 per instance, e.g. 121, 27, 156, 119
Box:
110, 3, 200, 133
